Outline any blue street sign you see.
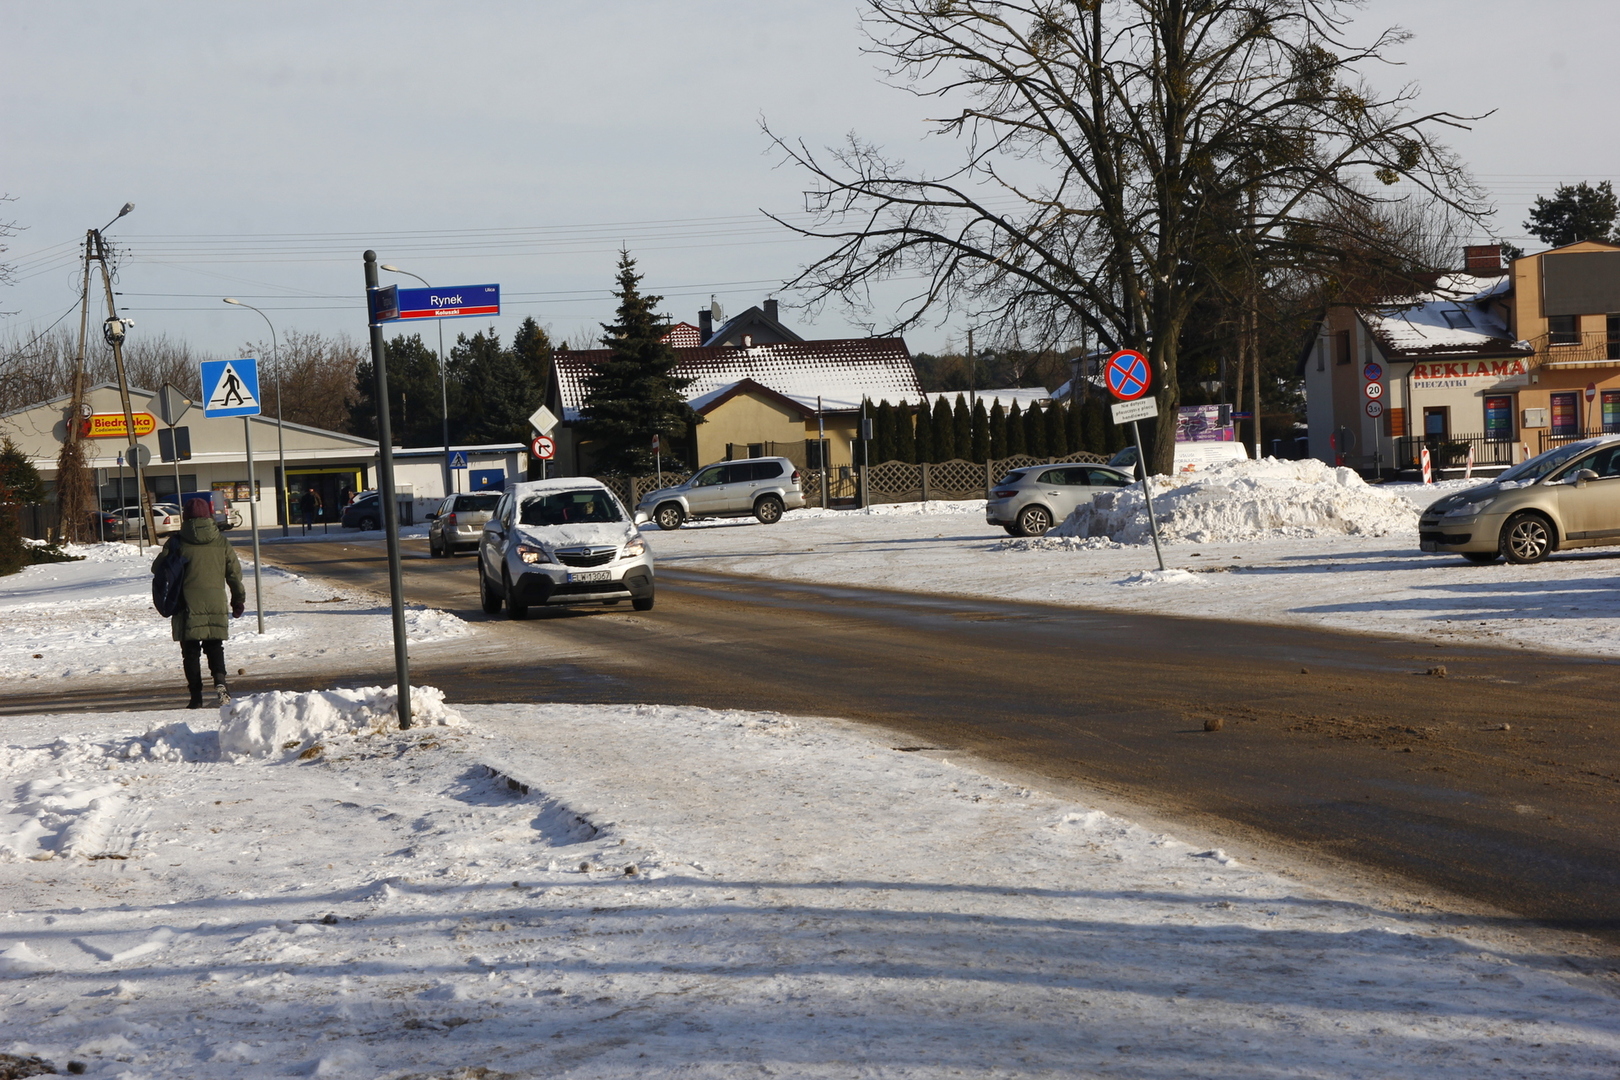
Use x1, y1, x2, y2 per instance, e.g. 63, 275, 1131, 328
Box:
394, 284, 499, 321
199, 358, 262, 418
1104, 349, 1152, 401
448, 451, 469, 470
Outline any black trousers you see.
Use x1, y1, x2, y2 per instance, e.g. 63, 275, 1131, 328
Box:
181, 638, 227, 695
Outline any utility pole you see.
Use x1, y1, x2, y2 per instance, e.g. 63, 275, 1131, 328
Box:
55, 233, 98, 542
364, 251, 413, 730
92, 227, 156, 548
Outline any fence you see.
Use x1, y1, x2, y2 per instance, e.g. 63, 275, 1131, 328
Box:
9, 503, 61, 542
594, 451, 1107, 513
1394, 435, 1517, 472
1538, 427, 1620, 453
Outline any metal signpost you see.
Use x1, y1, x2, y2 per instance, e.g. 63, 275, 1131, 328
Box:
199, 358, 266, 634
529, 406, 558, 482
1104, 349, 1166, 572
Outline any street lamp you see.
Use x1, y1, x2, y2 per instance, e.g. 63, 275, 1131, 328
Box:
223, 298, 290, 537
379, 265, 451, 498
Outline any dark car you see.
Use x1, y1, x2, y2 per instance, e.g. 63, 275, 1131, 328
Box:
341, 491, 384, 531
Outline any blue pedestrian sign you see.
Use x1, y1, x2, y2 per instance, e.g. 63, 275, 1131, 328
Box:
448, 451, 469, 470
200, 358, 262, 418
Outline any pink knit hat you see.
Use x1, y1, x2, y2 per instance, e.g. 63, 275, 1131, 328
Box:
184, 498, 212, 520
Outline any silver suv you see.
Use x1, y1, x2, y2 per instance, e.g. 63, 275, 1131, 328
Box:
478, 478, 654, 618
986, 464, 1134, 536
428, 491, 500, 557
637, 456, 805, 530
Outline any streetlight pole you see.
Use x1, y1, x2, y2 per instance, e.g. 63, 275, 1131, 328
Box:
380, 265, 451, 498
223, 299, 289, 537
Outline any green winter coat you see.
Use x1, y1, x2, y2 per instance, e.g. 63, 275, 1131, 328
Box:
153, 516, 246, 642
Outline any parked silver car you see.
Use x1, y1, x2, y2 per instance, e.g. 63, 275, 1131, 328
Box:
109, 503, 183, 540
637, 456, 805, 530
428, 491, 501, 557
478, 478, 654, 618
986, 464, 1134, 536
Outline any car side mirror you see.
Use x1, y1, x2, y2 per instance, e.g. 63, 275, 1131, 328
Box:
487, 517, 504, 534
426, 511, 438, 520
1576, 468, 1600, 487
633, 509, 650, 525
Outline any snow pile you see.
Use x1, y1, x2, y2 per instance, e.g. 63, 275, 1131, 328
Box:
218, 684, 463, 758
0, 773, 130, 861
1116, 568, 1203, 587
1055, 457, 1418, 544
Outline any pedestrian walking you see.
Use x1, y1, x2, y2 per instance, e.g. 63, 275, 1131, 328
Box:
153, 498, 245, 708
299, 487, 318, 534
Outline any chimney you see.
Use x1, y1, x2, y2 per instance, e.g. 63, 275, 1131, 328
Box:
699, 309, 713, 340
764, 297, 779, 323
1464, 244, 1505, 274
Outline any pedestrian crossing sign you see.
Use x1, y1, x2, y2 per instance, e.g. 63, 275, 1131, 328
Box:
448, 451, 469, 469
200, 358, 262, 418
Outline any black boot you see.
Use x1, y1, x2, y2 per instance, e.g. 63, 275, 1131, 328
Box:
182, 641, 204, 709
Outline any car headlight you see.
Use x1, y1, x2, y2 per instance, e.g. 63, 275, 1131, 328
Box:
517, 544, 546, 564
1443, 497, 1496, 517
623, 536, 646, 558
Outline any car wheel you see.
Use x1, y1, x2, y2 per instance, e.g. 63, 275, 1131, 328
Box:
429, 535, 443, 557
1461, 550, 1500, 565
1013, 505, 1053, 537
1002, 525, 1017, 536
1501, 513, 1554, 564
633, 593, 655, 612
478, 561, 502, 615
504, 569, 529, 619
359, 516, 378, 532
654, 503, 685, 530
754, 494, 784, 525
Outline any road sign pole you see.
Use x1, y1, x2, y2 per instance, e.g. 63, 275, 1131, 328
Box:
1131, 419, 1166, 572
364, 251, 412, 730
242, 416, 265, 635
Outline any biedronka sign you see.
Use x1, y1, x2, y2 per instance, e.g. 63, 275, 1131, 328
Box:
81, 412, 157, 438
1410, 358, 1529, 390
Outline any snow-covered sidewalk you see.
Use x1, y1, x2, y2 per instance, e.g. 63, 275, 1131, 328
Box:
3, 693, 1617, 1077
0, 541, 474, 686
642, 465, 1620, 656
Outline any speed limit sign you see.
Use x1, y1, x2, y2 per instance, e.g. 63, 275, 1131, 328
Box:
529, 435, 556, 460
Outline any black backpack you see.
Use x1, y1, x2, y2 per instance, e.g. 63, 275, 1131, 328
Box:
152, 536, 189, 618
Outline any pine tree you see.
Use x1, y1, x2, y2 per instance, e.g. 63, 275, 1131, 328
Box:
913, 398, 934, 463
454, 327, 539, 446
988, 402, 1007, 460
1045, 399, 1068, 456
1524, 181, 1620, 247
895, 402, 917, 463
952, 396, 972, 461
1086, 394, 1112, 454
1006, 402, 1027, 456
350, 334, 443, 446
580, 251, 697, 474
1065, 399, 1085, 455
970, 398, 990, 463
875, 400, 897, 463
1025, 402, 1048, 457
932, 397, 955, 461
0, 437, 44, 575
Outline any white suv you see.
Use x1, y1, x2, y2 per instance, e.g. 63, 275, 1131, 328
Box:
637, 457, 805, 530
477, 478, 654, 618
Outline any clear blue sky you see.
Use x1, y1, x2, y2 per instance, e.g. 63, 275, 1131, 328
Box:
3, 1, 1615, 362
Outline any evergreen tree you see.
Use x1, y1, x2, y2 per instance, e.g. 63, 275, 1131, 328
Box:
970, 398, 990, 463
895, 402, 917, 463
1524, 181, 1620, 247
931, 397, 955, 461
580, 251, 697, 474
350, 333, 443, 446
1006, 402, 1026, 456
1025, 402, 1048, 457
913, 399, 935, 463
1086, 394, 1112, 454
0, 437, 46, 506
874, 400, 897, 463
952, 395, 972, 461
511, 317, 555, 396
988, 402, 1007, 460
452, 327, 540, 446
1045, 399, 1068, 456
1065, 399, 1085, 455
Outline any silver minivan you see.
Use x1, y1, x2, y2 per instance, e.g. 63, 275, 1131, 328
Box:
986, 464, 1134, 536
428, 491, 501, 556
637, 456, 805, 530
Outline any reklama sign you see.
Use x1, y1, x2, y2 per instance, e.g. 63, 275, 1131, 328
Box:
1410, 359, 1529, 389
82, 412, 157, 438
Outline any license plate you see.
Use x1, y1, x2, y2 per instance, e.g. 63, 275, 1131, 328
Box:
569, 570, 611, 582
1420, 541, 1436, 552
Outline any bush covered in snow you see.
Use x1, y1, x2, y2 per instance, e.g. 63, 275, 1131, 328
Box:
1054, 458, 1418, 545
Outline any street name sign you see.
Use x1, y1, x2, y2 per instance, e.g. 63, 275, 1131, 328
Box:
1104, 349, 1152, 401
395, 284, 500, 321
1111, 397, 1159, 425
200, 358, 262, 418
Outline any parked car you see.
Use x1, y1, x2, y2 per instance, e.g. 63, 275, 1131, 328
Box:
179, 490, 240, 529
986, 464, 1135, 536
636, 457, 805, 530
428, 491, 501, 556
89, 508, 122, 541
101, 503, 183, 541
1420, 434, 1620, 564
478, 478, 654, 618
341, 491, 383, 531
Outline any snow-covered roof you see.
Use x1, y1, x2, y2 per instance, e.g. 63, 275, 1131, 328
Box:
1359, 274, 1528, 361
661, 322, 704, 348
948, 388, 1051, 411
553, 339, 922, 420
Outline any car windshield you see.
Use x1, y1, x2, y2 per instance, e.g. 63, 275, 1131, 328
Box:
1494, 441, 1605, 484
519, 489, 622, 526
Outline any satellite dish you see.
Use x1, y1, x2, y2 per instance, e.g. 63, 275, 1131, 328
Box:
709, 295, 724, 322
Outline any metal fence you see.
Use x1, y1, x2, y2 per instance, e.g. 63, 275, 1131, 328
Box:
1538, 427, 1620, 453
1394, 435, 1517, 471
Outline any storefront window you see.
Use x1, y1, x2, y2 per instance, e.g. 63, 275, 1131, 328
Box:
1550, 392, 1580, 437
1483, 396, 1514, 441
1603, 390, 1620, 434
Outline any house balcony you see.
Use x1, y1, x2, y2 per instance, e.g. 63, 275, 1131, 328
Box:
1528, 329, 1620, 371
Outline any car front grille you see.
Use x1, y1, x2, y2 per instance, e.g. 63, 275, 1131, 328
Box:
1420, 529, 1472, 545
556, 546, 617, 568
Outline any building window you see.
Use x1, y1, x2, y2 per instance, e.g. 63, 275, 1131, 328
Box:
1483, 396, 1514, 441
1609, 314, 1620, 361
1550, 392, 1579, 436
1423, 406, 1450, 443
1603, 390, 1620, 434
1333, 330, 1351, 365
1548, 314, 1579, 346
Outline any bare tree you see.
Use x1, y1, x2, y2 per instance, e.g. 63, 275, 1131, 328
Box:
767, 0, 1488, 472
239, 330, 364, 432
